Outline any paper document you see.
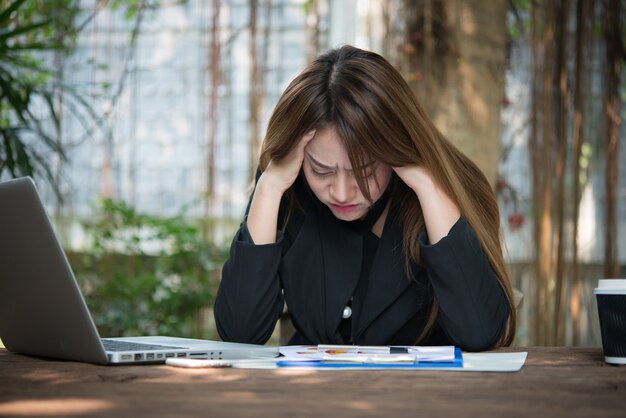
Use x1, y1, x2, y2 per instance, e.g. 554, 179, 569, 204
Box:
279, 345, 456, 363
277, 345, 463, 369
322, 353, 418, 363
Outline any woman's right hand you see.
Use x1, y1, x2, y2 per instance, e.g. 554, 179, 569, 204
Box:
261, 130, 316, 194
247, 130, 316, 244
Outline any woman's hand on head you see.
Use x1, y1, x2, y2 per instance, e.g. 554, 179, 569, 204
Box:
392, 165, 435, 196
262, 130, 316, 194
247, 130, 316, 245
393, 164, 460, 243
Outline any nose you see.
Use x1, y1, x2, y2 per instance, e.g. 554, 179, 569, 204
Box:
329, 172, 356, 203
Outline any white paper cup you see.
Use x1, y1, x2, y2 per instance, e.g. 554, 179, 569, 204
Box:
594, 279, 626, 365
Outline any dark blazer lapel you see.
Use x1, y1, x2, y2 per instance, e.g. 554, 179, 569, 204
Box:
280, 210, 327, 342
317, 205, 362, 341
354, 208, 411, 337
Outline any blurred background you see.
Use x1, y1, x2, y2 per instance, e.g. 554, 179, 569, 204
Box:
1, 0, 624, 347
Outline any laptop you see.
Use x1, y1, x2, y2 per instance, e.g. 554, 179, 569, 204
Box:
0, 177, 278, 365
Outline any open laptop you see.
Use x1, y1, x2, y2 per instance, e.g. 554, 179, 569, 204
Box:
0, 177, 278, 365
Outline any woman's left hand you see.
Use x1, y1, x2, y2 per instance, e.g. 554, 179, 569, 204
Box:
392, 165, 433, 197
392, 165, 461, 244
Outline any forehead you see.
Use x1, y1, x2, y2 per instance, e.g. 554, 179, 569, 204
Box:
305, 127, 350, 167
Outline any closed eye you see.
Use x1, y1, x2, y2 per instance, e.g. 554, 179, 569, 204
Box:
305, 152, 336, 177
311, 168, 333, 177
361, 169, 376, 179
352, 165, 376, 179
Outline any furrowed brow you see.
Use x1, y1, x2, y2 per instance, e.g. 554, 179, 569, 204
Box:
305, 152, 336, 170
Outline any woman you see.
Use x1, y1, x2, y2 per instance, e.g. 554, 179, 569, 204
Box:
214, 45, 516, 351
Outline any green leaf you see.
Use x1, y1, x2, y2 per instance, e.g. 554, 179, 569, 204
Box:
0, 0, 28, 26
0, 21, 51, 43
0, 77, 30, 122
12, 136, 34, 176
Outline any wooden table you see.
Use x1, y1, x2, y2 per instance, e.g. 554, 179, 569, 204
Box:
0, 347, 624, 417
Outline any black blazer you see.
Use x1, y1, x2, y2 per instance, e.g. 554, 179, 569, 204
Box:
214, 175, 510, 351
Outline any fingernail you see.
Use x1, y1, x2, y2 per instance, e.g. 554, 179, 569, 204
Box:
307, 129, 316, 136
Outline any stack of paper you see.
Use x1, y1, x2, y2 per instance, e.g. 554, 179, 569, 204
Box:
277, 345, 463, 369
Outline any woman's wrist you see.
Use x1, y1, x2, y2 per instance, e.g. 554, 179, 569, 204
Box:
410, 170, 460, 244
259, 168, 296, 197
409, 171, 437, 200
246, 175, 285, 244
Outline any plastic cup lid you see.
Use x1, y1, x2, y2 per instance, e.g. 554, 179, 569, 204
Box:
595, 279, 626, 293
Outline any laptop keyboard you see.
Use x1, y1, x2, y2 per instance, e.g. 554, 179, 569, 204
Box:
102, 339, 185, 352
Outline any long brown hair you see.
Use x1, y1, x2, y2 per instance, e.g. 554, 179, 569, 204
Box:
259, 45, 516, 348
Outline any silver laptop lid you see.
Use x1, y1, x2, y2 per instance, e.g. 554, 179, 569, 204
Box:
0, 177, 109, 365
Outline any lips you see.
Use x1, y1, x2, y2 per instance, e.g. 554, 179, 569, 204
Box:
330, 204, 358, 213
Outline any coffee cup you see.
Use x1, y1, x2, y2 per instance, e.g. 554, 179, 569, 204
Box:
594, 279, 626, 365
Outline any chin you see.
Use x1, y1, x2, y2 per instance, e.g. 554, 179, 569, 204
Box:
330, 208, 366, 222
